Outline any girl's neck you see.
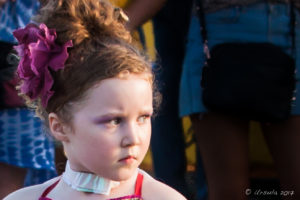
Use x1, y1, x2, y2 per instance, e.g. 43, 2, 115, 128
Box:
62, 161, 120, 195
56, 161, 139, 199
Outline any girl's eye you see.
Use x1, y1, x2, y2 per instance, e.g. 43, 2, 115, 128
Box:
109, 118, 122, 126
137, 115, 151, 124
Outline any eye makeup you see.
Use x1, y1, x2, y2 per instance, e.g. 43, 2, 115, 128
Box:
92, 114, 123, 125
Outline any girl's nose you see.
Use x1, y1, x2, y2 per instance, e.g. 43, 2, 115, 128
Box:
121, 122, 140, 147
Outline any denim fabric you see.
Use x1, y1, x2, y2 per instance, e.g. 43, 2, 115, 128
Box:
202, 0, 300, 13
179, 2, 300, 117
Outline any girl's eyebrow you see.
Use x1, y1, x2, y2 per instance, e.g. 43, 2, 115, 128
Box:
92, 112, 124, 123
139, 108, 154, 115
92, 107, 153, 122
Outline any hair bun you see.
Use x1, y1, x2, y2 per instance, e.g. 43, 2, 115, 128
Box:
34, 0, 131, 46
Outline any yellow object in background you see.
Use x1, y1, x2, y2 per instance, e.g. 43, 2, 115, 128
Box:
139, 21, 156, 61
249, 121, 273, 165
182, 116, 196, 169
110, 0, 128, 8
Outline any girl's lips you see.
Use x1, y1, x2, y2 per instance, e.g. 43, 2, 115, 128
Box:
118, 156, 136, 164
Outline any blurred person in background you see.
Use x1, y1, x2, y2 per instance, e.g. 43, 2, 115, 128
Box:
180, 0, 300, 199
0, 0, 56, 198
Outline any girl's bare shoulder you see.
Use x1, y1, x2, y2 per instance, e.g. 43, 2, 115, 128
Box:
139, 170, 187, 200
4, 177, 60, 200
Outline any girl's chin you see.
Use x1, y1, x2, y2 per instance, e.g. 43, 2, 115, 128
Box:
111, 168, 139, 182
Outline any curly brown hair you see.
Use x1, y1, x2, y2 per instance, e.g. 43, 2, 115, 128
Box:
20, 0, 159, 127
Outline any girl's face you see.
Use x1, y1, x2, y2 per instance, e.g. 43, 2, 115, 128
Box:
63, 74, 153, 181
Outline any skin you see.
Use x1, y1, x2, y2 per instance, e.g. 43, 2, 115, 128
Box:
4, 74, 187, 200
0, 163, 26, 199
55, 74, 154, 182
192, 112, 300, 200
124, 0, 166, 31
0, 0, 16, 7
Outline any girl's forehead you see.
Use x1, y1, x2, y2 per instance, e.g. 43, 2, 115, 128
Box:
69, 72, 153, 112
86, 74, 152, 98
117, 71, 153, 83
72, 75, 153, 113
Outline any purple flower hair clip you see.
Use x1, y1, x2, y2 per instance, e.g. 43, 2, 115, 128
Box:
13, 23, 73, 107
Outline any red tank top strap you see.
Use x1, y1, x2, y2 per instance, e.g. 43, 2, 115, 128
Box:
39, 179, 60, 199
39, 174, 143, 200
134, 173, 144, 196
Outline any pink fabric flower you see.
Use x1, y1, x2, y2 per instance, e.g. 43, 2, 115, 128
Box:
13, 23, 73, 107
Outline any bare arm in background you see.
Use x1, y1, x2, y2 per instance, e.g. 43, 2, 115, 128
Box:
0, 0, 7, 7
0, 0, 16, 7
124, 0, 166, 31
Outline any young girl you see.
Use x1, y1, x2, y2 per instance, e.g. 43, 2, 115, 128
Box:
4, 0, 187, 199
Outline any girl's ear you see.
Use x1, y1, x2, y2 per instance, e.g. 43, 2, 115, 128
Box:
48, 113, 70, 142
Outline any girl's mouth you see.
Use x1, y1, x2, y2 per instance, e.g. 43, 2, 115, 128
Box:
118, 156, 136, 164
